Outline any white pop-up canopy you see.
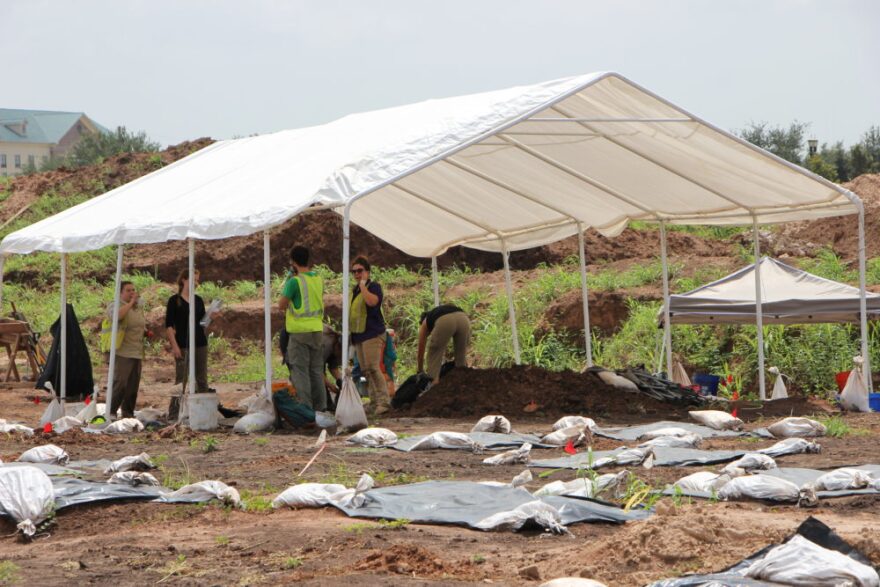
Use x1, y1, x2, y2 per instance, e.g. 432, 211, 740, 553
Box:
662, 257, 880, 325
0, 71, 869, 407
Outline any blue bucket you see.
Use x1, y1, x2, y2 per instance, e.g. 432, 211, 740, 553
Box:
870, 393, 880, 413
693, 373, 721, 396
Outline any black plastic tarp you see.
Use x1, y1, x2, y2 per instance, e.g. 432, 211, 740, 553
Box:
37, 304, 94, 401
332, 480, 651, 530
530, 447, 748, 470
594, 421, 773, 441
646, 517, 877, 586
391, 432, 553, 452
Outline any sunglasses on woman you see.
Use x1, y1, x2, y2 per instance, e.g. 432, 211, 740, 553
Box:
352, 268, 365, 274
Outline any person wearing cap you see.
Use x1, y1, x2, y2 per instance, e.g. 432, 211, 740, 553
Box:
417, 304, 470, 384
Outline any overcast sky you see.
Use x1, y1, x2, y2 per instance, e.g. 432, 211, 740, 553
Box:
3, 0, 877, 147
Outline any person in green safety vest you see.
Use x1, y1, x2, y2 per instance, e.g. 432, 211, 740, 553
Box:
277, 245, 326, 411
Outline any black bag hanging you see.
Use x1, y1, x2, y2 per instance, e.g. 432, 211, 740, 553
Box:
37, 304, 94, 401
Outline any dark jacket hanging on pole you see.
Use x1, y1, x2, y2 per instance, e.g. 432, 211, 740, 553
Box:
37, 304, 94, 400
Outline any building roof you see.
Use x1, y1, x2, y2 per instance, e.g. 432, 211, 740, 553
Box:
0, 108, 109, 144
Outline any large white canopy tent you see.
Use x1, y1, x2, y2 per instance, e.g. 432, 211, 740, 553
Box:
0, 71, 868, 411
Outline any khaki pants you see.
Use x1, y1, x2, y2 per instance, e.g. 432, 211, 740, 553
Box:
111, 356, 142, 418
175, 346, 209, 393
355, 333, 389, 410
426, 312, 470, 381
287, 331, 326, 411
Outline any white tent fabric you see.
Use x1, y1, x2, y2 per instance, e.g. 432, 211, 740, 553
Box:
661, 257, 880, 325
0, 71, 860, 257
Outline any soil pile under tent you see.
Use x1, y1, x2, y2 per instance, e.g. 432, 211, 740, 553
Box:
0, 71, 871, 411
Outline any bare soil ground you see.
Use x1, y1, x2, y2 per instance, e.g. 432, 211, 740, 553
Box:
1, 366, 878, 586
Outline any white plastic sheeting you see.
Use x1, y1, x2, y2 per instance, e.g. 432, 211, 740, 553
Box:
407, 431, 484, 452
0, 466, 55, 536
161, 481, 242, 509
17, 445, 69, 466
552, 416, 597, 433
108, 471, 161, 487
688, 410, 743, 431
718, 475, 803, 503
346, 428, 399, 448
471, 415, 512, 434
103, 453, 156, 474
767, 417, 827, 438
745, 534, 880, 586
1, 73, 861, 258
482, 443, 532, 466
473, 500, 567, 534
759, 438, 822, 457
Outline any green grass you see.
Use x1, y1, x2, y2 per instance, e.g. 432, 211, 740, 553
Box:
816, 415, 869, 438
343, 518, 410, 534
0, 561, 20, 584
282, 557, 303, 570
239, 490, 273, 513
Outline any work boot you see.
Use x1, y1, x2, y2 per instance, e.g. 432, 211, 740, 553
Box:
373, 404, 390, 416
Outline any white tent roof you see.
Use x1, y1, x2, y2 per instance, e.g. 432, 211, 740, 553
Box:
662, 257, 880, 325
0, 72, 860, 256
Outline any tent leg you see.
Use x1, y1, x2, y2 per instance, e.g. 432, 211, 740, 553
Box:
60, 253, 68, 408
188, 240, 196, 395
106, 245, 124, 422
263, 231, 273, 394
753, 218, 766, 400
577, 223, 593, 367
857, 207, 871, 391
341, 206, 352, 370
431, 256, 440, 307
501, 240, 521, 365
659, 222, 673, 378
0, 254, 6, 314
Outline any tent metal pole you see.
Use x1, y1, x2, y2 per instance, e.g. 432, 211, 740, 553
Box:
263, 231, 273, 394
188, 239, 196, 395
59, 253, 68, 407
431, 256, 440, 306
106, 245, 124, 422
0, 254, 6, 314
752, 218, 767, 400
659, 222, 673, 378
857, 207, 871, 391
501, 240, 521, 365
577, 223, 593, 367
341, 206, 352, 370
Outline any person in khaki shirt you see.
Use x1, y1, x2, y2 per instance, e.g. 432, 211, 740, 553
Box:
107, 281, 146, 418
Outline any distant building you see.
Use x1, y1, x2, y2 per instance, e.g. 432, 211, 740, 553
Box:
0, 109, 109, 175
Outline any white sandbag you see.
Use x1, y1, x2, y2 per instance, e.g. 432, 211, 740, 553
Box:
638, 426, 691, 440
0, 466, 55, 536
639, 433, 702, 449
840, 361, 871, 413
718, 475, 802, 503
0, 423, 34, 436
233, 412, 276, 434
474, 500, 567, 534
671, 360, 691, 387
75, 399, 100, 423
482, 443, 531, 466
163, 480, 242, 508
551, 416, 597, 433
767, 417, 826, 438
17, 444, 69, 466
673, 471, 731, 494
541, 425, 589, 447
721, 453, 777, 476
768, 367, 789, 400
534, 471, 629, 499
510, 470, 533, 488
346, 427, 398, 447
759, 437, 822, 457
540, 579, 607, 587
134, 407, 165, 425
596, 370, 640, 392
108, 471, 160, 486
408, 431, 483, 452
51, 415, 84, 434
325, 473, 376, 509
471, 415, 512, 434
272, 483, 348, 508
335, 376, 368, 432
745, 534, 879, 587
688, 410, 744, 431
104, 452, 155, 474
315, 411, 336, 429
39, 398, 64, 427
103, 418, 144, 434
813, 468, 874, 492
594, 447, 653, 469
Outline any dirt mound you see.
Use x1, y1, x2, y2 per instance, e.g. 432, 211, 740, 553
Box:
403, 365, 692, 420
778, 173, 880, 260
354, 545, 477, 578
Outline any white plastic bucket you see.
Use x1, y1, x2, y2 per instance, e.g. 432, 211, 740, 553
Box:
187, 393, 219, 431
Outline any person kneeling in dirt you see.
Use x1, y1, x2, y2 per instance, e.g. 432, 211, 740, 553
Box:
272, 383, 317, 431
417, 305, 470, 384
277, 245, 326, 412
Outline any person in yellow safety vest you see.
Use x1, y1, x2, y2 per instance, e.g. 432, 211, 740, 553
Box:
276, 245, 326, 411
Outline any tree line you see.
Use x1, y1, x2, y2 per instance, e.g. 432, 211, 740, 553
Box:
737, 122, 880, 182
